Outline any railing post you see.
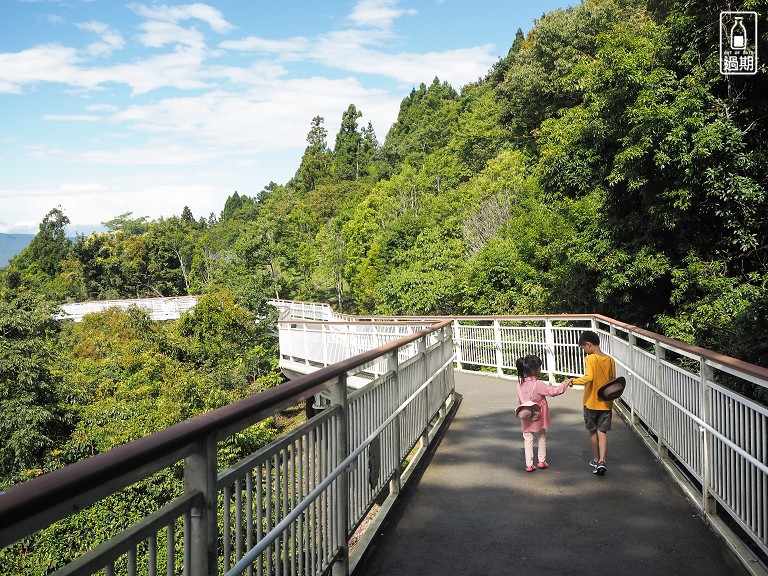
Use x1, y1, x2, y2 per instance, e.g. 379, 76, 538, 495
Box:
322, 323, 329, 366
627, 332, 638, 424
386, 350, 401, 496
439, 326, 451, 418
699, 358, 716, 514
453, 319, 463, 371
544, 319, 557, 384
330, 374, 350, 576
184, 435, 217, 576
418, 335, 429, 448
655, 341, 668, 459
493, 319, 504, 376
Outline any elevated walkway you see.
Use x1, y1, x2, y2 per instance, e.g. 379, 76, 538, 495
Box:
356, 371, 751, 575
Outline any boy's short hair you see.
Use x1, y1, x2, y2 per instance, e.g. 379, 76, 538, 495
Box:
578, 330, 600, 346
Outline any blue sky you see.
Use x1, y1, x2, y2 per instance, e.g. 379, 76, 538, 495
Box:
0, 0, 574, 234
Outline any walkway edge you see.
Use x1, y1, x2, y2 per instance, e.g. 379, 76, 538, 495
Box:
349, 391, 463, 573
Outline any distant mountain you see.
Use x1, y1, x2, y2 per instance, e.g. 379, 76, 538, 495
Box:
0, 233, 34, 265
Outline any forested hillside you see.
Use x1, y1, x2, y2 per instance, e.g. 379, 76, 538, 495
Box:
1, 0, 766, 570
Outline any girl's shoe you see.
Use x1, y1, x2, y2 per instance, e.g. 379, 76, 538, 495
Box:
593, 461, 607, 475
537, 461, 549, 469
589, 458, 599, 468
525, 465, 536, 472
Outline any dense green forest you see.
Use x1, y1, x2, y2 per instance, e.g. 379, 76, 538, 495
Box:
1, 0, 767, 570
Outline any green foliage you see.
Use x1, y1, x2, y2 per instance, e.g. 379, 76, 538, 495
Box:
2, 0, 768, 569
102, 212, 149, 235
0, 292, 282, 573
0, 292, 69, 488
382, 77, 459, 170
294, 116, 334, 192
1, 208, 74, 300
333, 104, 364, 182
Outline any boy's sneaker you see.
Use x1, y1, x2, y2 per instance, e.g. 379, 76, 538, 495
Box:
593, 461, 607, 475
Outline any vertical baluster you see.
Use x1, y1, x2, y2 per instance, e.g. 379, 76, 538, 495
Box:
166, 521, 175, 576
266, 455, 274, 576
236, 478, 244, 564
300, 434, 308, 576
757, 416, 768, 542
290, 440, 296, 576
148, 534, 157, 576
316, 420, 323, 567
128, 548, 137, 576
269, 454, 282, 576
309, 426, 317, 574
329, 415, 337, 565
282, 447, 289, 576
224, 485, 232, 572
246, 471, 254, 576
257, 464, 264, 576
304, 432, 311, 576
183, 511, 191, 576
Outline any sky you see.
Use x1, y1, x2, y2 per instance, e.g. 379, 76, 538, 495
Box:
0, 0, 574, 235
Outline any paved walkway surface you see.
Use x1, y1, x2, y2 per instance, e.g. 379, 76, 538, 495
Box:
354, 371, 749, 575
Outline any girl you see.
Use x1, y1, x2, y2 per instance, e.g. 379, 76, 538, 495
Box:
516, 355, 570, 472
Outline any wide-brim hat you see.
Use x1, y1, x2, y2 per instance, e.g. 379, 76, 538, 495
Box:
515, 401, 542, 421
597, 376, 626, 401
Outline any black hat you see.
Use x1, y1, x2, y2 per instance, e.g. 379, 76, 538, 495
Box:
597, 376, 626, 401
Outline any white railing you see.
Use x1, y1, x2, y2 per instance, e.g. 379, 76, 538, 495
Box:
272, 306, 768, 566
4, 298, 766, 575
56, 296, 198, 322
0, 318, 455, 576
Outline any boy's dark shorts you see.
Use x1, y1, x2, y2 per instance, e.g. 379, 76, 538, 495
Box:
583, 407, 612, 432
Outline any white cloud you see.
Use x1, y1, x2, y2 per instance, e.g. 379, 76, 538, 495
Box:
0, 44, 82, 93
1, 0, 515, 233
137, 20, 207, 49
43, 114, 102, 122
128, 2, 234, 34
219, 36, 312, 54
76, 21, 125, 57
347, 0, 416, 30
103, 49, 213, 94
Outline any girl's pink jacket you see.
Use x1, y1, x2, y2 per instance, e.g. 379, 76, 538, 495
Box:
517, 376, 569, 432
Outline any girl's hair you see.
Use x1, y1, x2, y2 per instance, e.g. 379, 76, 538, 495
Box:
516, 354, 543, 381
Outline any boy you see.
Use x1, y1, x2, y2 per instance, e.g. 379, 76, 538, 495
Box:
563, 330, 616, 475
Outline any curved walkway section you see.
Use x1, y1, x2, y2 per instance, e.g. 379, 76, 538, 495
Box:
355, 371, 749, 575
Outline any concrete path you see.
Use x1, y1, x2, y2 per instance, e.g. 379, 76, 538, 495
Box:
354, 371, 749, 575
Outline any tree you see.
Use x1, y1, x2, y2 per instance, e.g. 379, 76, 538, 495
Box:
333, 104, 364, 182
0, 292, 69, 488
102, 212, 149, 236
147, 218, 197, 295
27, 207, 72, 277
294, 116, 333, 191
381, 78, 459, 170
0, 207, 73, 300
181, 206, 194, 224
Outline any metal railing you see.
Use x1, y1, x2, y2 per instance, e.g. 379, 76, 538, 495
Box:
0, 316, 455, 576
56, 296, 199, 322
272, 303, 768, 569
3, 297, 767, 575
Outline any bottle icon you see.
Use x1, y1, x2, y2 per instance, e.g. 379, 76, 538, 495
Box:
731, 17, 746, 50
